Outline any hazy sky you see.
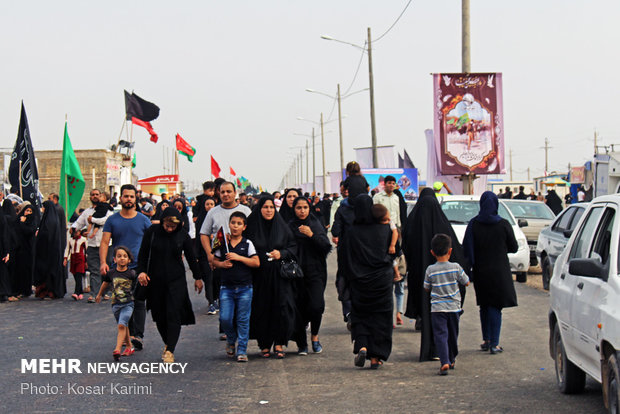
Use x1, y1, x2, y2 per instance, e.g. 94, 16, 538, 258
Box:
1, 0, 619, 191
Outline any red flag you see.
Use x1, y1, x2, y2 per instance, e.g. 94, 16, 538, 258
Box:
211, 155, 221, 178
131, 117, 158, 143
236, 178, 242, 188
230, 166, 236, 176
211, 226, 229, 254
175, 134, 196, 161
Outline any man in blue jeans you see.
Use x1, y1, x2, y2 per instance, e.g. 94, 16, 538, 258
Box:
212, 212, 260, 362
100, 184, 152, 351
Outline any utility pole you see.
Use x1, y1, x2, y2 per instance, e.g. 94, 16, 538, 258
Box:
320, 113, 327, 194
367, 28, 378, 168
542, 138, 552, 175
594, 129, 598, 155
312, 128, 316, 193
460, 0, 475, 194
509, 148, 513, 181
306, 140, 309, 184
337, 83, 345, 172
527, 167, 530, 181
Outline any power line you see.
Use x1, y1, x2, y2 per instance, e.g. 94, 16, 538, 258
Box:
374, 0, 414, 43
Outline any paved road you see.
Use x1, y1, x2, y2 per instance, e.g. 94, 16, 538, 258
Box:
1, 254, 607, 413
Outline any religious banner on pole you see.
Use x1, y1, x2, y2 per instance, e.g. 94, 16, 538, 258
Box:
9, 102, 40, 206
433, 73, 505, 175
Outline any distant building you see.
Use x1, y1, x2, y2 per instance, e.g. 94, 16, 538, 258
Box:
36, 149, 134, 212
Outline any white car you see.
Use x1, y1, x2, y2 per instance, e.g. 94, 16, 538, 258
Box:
439, 195, 530, 282
549, 194, 620, 411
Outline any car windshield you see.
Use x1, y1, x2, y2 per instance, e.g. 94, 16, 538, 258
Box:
503, 201, 555, 220
440, 200, 515, 225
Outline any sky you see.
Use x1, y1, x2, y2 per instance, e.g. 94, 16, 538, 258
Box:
1, 0, 619, 192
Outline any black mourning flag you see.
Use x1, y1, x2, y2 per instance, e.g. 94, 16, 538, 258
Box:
9, 102, 40, 207
398, 152, 404, 168
124, 90, 160, 122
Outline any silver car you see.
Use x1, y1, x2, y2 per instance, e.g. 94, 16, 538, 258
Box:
535, 203, 589, 290
502, 200, 556, 267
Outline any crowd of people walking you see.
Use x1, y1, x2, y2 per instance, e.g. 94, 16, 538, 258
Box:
0, 163, 521, 374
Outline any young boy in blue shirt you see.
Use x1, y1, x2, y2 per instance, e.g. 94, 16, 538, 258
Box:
213, 212, 260, 362
424, 234, 470, 375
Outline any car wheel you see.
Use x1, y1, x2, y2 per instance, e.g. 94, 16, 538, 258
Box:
606, 353, 620, 414
554, 324, 585, 394
542, 256, 552, 291
516, 272, 527, 283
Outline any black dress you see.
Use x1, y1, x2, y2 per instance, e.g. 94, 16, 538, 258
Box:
12, 204, 38, 297
245, 196, 298, 350
136, 207, 201, 353
341, 195, 393, 362
402, 188, 469, 361
467, 219, 518, 309
289, 204, 332, 346
0, 205, 11, 300
33, 200, 65, 299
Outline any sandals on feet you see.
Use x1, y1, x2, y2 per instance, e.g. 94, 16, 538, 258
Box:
354, 349, 367, 367
113, 350, 121, 362
121, 348, 135, 357
439, 364, 450, 376
275, 349, 285, 359
261, 349, 271, 358
226, 343, 236, 357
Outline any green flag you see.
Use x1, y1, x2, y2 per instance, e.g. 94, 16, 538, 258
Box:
59, 122, 85, 216
132, 152, 137, 168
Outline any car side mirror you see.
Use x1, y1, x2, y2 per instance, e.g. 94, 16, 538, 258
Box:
563, 229, 573, 238
518, 219, 528, 228
568, 258, 607, 281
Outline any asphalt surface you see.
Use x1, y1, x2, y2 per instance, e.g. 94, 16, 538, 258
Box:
1, 254, 607, 413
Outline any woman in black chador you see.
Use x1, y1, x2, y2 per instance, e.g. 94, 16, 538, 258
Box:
0, 202, 11, 303
278, 188, 300, 223
545, 189, 563, 215
402, 188, 469, 362
136, 207, 202, 363
33, 200, 65, 299
172, 198, 190, 231
289, 196, 332, 354
11, 202, 39, 299
341, 194, 393, 369
245, 195, 298, 359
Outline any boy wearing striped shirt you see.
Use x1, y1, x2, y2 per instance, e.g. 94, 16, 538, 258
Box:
424, 234, 470, 375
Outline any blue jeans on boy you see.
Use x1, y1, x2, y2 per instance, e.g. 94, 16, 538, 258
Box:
220, 285, 253, 355
394, 280, 404, 314
479, 305, 502, 348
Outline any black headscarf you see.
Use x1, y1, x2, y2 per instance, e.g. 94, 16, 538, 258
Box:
158, 207, 184, 234
33, 200, 65, 298
279, 188, 301, 224
289, 197, 331, 266
393, 188, 408, 229
152, 200, 171, 221
195, 196, 215, 237
545, 189, 563, 215
246, 195, 295, 257
172, 198, 190, 230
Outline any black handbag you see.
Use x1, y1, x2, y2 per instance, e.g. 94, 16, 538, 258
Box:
279, 258, 304, 279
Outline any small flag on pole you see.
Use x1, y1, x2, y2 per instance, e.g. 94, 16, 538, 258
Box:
211, 155, 221, 178
176, 134, 196, 162
132, 152, 137, 168
230, 166, 236, 176
211, 226, 229, 254
59, 122, 85, 216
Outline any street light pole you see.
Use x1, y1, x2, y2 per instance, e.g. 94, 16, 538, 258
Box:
305, 139, 309, 184
337, 84, 344, 172
367, 27, 378, 168
320, 113, 327, 194
312, 127, 316, 193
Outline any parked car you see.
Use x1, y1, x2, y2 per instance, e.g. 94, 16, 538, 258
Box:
502, 200, 555, 267
536, 203, 589, 290
548, 195, 620, 412
439, 195, 530, 282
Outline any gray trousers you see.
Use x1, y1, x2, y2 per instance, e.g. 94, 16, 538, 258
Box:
86, 246, 102, 297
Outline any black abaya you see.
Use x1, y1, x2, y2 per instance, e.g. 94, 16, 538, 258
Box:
402, 188, 469, 361
341, 195, 393, 361
289, 197, 332, 346
13, 204, 38, 297
33, 200, 65, 299
136, 207, 201, 353
245, 195, 298, 350
0, 204, 11, 299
